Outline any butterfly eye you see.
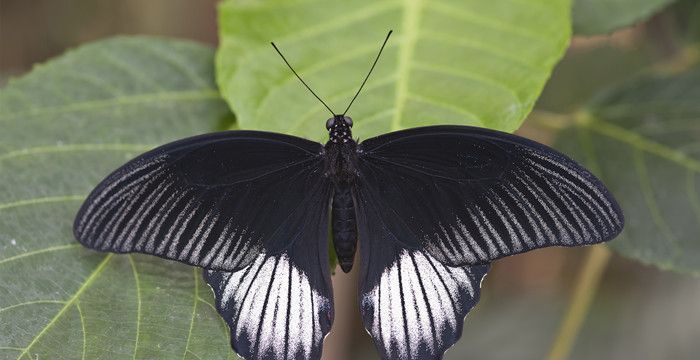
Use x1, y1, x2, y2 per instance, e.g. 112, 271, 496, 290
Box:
326, 117, 336, 130
344, 116, 353, 127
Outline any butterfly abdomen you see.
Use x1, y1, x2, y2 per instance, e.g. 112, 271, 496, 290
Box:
331, 184, 357, 273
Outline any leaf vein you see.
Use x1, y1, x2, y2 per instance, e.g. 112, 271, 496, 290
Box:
128, 255, 142, 360
356, 108, 396, 129
76, 302, 87, 360
183, 267, 199, 360
0, 144, 154, 163
128, 42, 208, 89
412, 62, 522, 102
0, 244, 82, 265
633, 150, 680, 254
687, 170, 700, 224
582, 114, 700, 172
98, 50, 164, 91
254, 43, 395, 123
196, 295, 230, 336
0, 300, 67, 314
0, 90, 219, 120
406, 93, 481, 122
186, 350, 205, 360
57, 70, 125, 97
419, 30, 540, 69
0, 195, 85, 212
288, 76, 395, 135
429, 0, 549, 42
263, 0, 400, 46
15, 254, 113, 360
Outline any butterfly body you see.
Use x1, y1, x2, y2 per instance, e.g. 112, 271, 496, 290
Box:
330, 184, 357, 272
323, 115, 361, 272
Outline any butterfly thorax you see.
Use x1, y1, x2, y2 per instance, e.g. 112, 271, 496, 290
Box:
324, 115, 358, 183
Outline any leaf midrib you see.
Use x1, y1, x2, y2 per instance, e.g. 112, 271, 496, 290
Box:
391, 0, 423, 131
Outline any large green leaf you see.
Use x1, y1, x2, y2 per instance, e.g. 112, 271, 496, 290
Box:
556, 65, 700, 274
217, 0, 572, 141
0, 37, 239, 359
573, 0, 675, 35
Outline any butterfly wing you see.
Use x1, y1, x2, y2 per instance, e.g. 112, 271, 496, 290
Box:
357, 125, 624, 267
74, 130, 335, 359
74, 130, 329, 271
356, 192, 488, 360
355, 125, 623, 359
204, 182, 333, 360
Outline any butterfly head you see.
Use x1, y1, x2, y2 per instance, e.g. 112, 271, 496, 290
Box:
327, 115, 353, 143
271, 31, 392, 145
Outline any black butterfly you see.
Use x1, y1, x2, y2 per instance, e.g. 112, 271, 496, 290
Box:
73, 31, 624, 360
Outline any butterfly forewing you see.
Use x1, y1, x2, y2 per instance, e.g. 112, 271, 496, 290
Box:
357, 125, 624, 267
74, 131, 328, 272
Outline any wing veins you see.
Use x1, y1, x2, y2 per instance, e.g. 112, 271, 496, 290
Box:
360, 163, 425, 250
362, 154, 502, 183
176, 156, 321, 189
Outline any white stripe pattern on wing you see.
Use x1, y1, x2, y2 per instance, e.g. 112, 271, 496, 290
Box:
488, 190, 530, 249
79, 158, 166, 237
128, 179, 176, 251
215, 254, 329, 359
466, 207, 499, 257
142, 188, 191, 253
110, 173, 172, 250
514, 168, 574, 244
527, 152, 619, 226
453, 217, 488, 261
201, 217, 235, 267
526, 156, 618, 231
164, 197, 201, 257
362, 250, 483, 359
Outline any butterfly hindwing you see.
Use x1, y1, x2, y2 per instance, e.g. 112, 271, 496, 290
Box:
73, 130, 328, 272
355, 189, 488, 360
357, 125, 624, 267
204, 183, 334, 360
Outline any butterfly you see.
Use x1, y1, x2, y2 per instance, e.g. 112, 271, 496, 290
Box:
73, 31, 624, 360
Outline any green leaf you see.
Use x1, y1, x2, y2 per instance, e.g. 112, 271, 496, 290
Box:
573, 0, 675, 35
0, 37, 239, 359
536, 45, 653, 113
217, 0, 572, 141
556, 65, 700, 274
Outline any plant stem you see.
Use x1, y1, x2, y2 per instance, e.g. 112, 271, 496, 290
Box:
546, 245, 612, 360
528, 110, 576, 130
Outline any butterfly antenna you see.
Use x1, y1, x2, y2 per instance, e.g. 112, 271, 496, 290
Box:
341, 30, 393, 116
271, 42, 336, 116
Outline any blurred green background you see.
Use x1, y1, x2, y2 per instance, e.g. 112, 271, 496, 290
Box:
1, 1, 699, 359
